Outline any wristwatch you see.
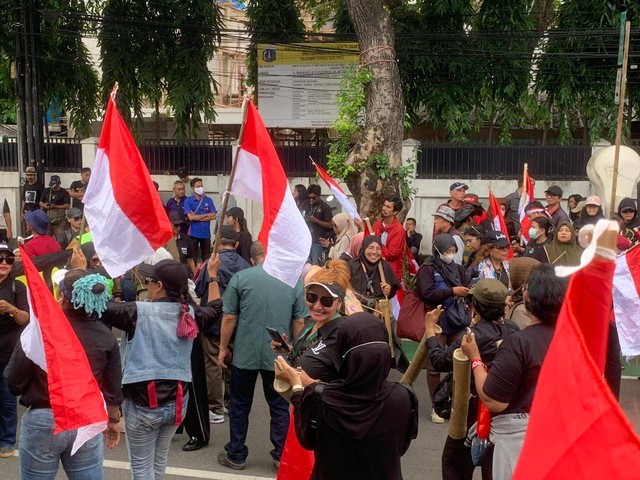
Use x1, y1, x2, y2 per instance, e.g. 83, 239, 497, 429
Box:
208, 276, 220, 283
292, 384, 304, 393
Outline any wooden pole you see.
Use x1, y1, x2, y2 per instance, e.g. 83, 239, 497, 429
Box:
212, 95, 251, 256
448, 348, 471, 440
610, 20, 631, 219
400, 325, 441, 385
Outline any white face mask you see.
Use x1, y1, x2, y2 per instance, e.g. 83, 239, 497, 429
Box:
440, 253, 455, 264
194, 187, 204, 196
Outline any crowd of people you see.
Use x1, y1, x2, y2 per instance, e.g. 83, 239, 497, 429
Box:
0, 169, 630, 480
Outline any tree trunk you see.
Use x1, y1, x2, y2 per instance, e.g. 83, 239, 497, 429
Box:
343, 0, 407, 221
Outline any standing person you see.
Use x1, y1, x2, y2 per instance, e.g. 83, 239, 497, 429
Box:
184, 178, 217, 264
373, 194, 407, 281
6, 269, 121, 478
521, 217, 551, 263
433, 182, 471, 241
618, 198, 640, 243
416, 233, 470, 423
426, 279, 519, 480
218, 241, 307, 470
293, 184, 308, 209
299, 185, 333, 266
56, 207, 83, 250
573, 195, 605, 231
39, 175, 71, 237
0, 244, 29, 459
100, 257, 222, 479
23, 210, 62, 258
475, 231, 511, 288
68, 167, 91, 211
21, 166, 44, 219
176, 167, 191, 194
225, 207, 253, 264
274, 313, 418, 480
320, 213, 357, 261
165, 211, 196, 274
166, 180, 189, 235
405, 217, 423, 257
461, 264, 567, 479
567, 194, 583, 222
0, 197, 12, 243
506, 257, 540, 329
433, 205, 465, 265
463, 225, 486, 281
544, 221, 583, 267
544, 186, 570, 227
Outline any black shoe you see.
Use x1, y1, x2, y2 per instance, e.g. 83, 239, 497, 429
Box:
182, 437, 206, 452
218, 451, 247, 470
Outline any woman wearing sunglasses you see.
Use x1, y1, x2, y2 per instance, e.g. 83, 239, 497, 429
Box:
0, 243, 30, 459
272, 260, 349, 383
474, 231, 511, 288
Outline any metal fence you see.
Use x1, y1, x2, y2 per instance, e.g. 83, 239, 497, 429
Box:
0, 139, 18, 171
416, 144, 596, 180
274, 140, 329, 177
139, 139, 233, 175
0, 137, 82, 172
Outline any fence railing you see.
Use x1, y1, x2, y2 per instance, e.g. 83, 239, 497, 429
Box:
274, 140, 329, 177
0, 139, 18, 171
0, 137, 82, 172
139, 139, 233, 175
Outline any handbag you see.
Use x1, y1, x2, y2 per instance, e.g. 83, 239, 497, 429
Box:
443, 296, 471, 331
397, 265, 431, 342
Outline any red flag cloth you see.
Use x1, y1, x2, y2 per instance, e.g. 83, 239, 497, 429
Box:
518, 166, 535, 242
83, 96, 173, 278
488, 190, 514, 259
277, 411, 314, 480
19, 246, 107, 453
513, 258, 640, 479
313, 162, 361, 220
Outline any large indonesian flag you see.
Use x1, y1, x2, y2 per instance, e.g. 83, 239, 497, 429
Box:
19, 246, 107, 454
313, 161, 361, 220
518, 164, 535, 242
83, 96, 172, 277
231, 101, 311, 287
514, 233, 640, 478
613, 245, 640, 357
488, 190, 514, 259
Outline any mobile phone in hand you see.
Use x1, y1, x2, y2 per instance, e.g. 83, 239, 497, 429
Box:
266, 327, 290, 352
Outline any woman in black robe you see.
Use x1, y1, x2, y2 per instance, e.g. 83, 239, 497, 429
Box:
348, 235, 401, 305
275, 313, 418, 480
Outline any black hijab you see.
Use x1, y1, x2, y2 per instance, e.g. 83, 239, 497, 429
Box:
349, 235, 401, 298
318, 312, 395, 439
429, 233, 463, 287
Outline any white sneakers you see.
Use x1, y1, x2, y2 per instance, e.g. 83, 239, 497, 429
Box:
209, 412, 225, 424
431, 409, 445, 424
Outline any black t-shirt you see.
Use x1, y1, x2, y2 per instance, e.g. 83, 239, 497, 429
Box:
23, 181, 44, 212
40, 187, 70, 207
236, 230, 253, 264
176, 233, 195, 266
292, 317, 343, 383
483, 323, 555, 415
69, 180, 88, 211
0, 276, 29, 364
299, 198, 333, 243
522, 237, 551, 263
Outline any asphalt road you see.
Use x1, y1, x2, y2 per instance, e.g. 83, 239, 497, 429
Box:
3, 374, 640, 480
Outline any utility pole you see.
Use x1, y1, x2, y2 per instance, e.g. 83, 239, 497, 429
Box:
13, 3, 27, 173
28, 0, 44, 181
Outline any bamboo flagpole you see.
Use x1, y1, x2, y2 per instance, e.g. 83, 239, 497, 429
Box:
212, 94, 251, 255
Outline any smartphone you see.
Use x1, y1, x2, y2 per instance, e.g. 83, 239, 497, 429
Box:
266, 327, 290, 352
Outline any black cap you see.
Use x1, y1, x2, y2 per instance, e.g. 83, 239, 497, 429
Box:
483, 230, 510, 248
449, 182, 469, 191
219, 225, 239, 241
545, 185, 563, 197
177, 166, 188, 178
138, 260, 189, 293
226, 206, 245, 221
66, 207, 83, 218
49, 175, 61, 187
0, 243, 14, 256
169, 211, 185, 225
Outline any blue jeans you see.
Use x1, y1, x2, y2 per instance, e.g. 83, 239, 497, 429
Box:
309, 243, 324, 266
124, 396, 188, 480
225, 367, 289, 463
19, 408, 104, 479
0, 363, 17, 449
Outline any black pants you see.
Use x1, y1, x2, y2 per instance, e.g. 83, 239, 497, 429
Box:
182, 336, 210, 444
191, 237, 211, 263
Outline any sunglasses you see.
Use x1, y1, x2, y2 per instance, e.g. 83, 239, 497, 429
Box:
71, 216, 83, 221
305, 292, 335, 307
0, 256, 15, 265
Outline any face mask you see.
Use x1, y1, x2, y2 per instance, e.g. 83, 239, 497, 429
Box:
194, 187, 204, 196
440, 253, 455, 264
528, 227, 539, 240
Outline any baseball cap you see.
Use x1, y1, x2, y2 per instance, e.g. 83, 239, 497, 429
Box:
25, 209, 50, 235
177, 166, 188, 178
49, 175, 61, 187
169, 211, 185, 225
226, 206, 245, 221
571, 200, 586, 214
432, 205, 456, 224
219, 225, 239, 241
483, 230, 510, 248
450, 182, 469, 191
305, 281, 346, 299
25, 167, 36, 174
585, 195, 601, 207
0, 243, 15, 256
545, 186, 563, 197
66, 207, 83, 219
471, 279, 508, 307
138, 259, 189, 293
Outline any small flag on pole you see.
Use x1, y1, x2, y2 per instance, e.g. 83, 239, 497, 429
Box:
488, 189, 514, 259
311, 160, 361, 220
518, 164, 535, 243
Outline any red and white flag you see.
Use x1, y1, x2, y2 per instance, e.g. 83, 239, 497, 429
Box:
514, 254, 640, 479
19, 246, 107, 454
613, 245, 640, 357
488, 190, 514, 259
83, 95, 173, 277
517, 164, 535, 242
231, 101, 311, 287
312, 161, 361, 220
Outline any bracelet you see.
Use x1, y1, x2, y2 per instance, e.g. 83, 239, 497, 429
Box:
108, 416, 121, 424
292, 384, 304, 393
208, 276, 220, 283
471, 359, 485, 370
